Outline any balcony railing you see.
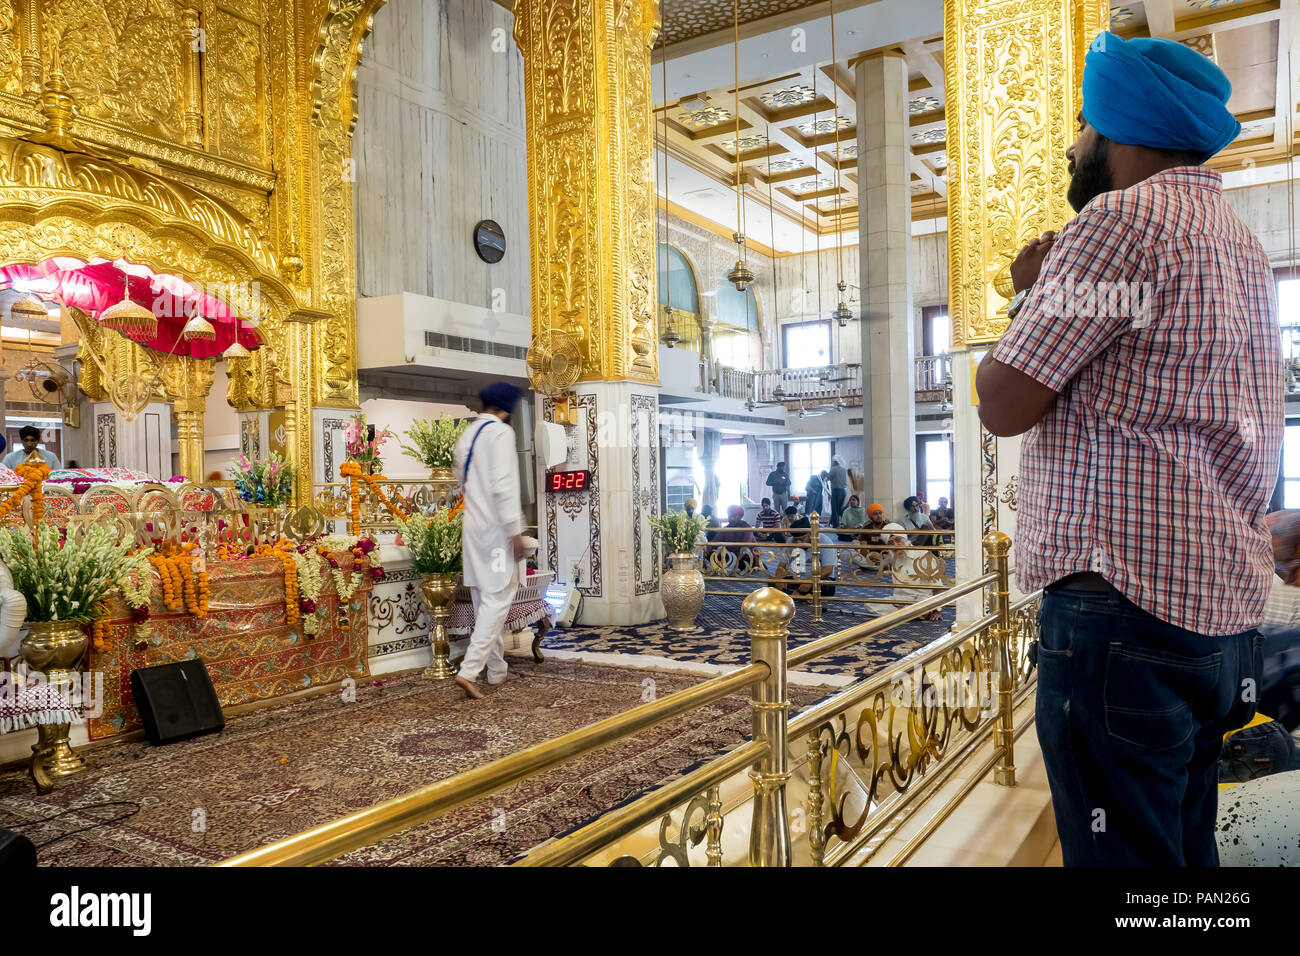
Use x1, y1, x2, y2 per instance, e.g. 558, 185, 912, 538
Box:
915, 353, 952, 393
752, 363, 863, 407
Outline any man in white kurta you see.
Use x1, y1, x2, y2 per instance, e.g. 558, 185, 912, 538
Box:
453, 382, 526, 699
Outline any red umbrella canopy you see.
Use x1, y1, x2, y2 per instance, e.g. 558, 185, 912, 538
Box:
0, 257, 263, 358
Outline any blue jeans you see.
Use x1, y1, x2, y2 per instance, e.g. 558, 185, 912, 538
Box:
1036, 579, 1262, 866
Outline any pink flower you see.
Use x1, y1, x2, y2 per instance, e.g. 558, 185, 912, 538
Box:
299, 598, 317, 614
370, 566, 385, 581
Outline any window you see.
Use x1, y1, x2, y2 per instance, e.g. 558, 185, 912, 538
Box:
1283, 422, 1300, 508
713, 282, 761, 370
918, 435, 953, 510
783, 320, 831, 369
922, 305, 951, 357
1281, 277, 1300, 362
788, 440, 831, 495
692, 441, 750, 512
658, 244, 703, 353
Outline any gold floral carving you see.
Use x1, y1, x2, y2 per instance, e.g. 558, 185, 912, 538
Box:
515, 0, 660, 384
41, 0, 183, 143
945, 0, 1107, 347
0, 2, 21, 97
210, 7, 265, 165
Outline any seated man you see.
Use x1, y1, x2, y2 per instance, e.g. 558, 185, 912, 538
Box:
855, 502, 892, 572
839, 495, 866, 543
712, 505, 756, 573
901, 495, 936, 546
3, 426, 59, 470
931, 497, 955, 531
754, 498, 782, 541
769, 517, 837, 598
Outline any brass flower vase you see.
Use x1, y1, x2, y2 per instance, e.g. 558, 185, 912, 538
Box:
661, 551, 705, 633
20, 620, 89, 791
420, 572, 459, 679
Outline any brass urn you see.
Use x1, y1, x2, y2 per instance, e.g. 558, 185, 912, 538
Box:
420, 572, 459, 679
661, 551, 705, 633
20, 619, 89, 791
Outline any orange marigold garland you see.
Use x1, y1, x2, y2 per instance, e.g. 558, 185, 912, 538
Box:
90, 598, 112, 653
146, 541, 209, 617
250, 539, 299, 624
0, 459, 51, 533
340, 459, 410, 535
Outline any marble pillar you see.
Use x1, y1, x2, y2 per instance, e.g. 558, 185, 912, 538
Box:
856, 52, 916, 517
539, 382, 664, 626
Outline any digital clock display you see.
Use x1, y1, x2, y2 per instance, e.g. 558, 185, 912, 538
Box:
547, 469, 590, 492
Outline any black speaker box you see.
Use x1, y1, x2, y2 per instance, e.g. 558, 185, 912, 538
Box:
129, 660, 225, 746
0, 828, 36, 868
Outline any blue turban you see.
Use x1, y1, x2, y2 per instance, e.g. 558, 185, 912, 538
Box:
1082, 32, 1240, 162
479, 381, 523, 413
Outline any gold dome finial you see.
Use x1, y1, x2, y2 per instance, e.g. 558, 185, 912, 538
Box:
29, 45, 82, 153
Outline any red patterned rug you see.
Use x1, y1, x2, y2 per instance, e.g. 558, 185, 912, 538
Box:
0, 659, 831, 866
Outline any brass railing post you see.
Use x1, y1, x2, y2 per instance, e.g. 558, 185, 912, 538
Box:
984, 531, 1015, 786
806, 732, 827, 866
809, 512, 822, 624
705, 785, 724, 867
743, 586, 795, 867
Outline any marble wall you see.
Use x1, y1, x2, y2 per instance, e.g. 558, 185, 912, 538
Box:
354, 0, 529, 316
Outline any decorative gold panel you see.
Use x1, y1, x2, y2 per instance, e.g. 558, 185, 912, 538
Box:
41, 0, 185, 143
209, 6, 266, 165
514, 0, 660, 385
945, 0, 1108, 347
0, 2, 21, 97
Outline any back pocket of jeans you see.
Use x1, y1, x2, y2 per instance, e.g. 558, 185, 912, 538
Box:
1103, 643, 1221, 752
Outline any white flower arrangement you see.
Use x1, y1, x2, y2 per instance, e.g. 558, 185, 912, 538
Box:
0, 522, 149, 622
647, 510, 707, 556
395, 508, 462, 575
400, 415, 470, 470
332, 565, 364, 604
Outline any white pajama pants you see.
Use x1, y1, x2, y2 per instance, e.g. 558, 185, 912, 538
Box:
460, 577, 514, 684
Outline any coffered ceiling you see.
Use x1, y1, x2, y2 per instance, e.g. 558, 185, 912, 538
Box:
654, 0, 1300, 254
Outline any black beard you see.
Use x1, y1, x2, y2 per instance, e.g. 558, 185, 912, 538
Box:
1067, 137, 1113, 213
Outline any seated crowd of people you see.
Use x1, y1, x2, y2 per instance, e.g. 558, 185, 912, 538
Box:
677, 489, 953, 621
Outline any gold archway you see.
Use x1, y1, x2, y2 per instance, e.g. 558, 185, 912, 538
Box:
0, 135, 300, 482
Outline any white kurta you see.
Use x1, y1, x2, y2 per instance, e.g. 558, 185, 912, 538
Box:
453, 413, 524, 591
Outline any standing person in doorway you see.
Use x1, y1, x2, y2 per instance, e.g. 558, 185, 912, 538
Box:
804, 470, 824, 519
977, 32, 1279, 865
765, 461, 791, 512
828, 455, 849, 526
453, 383, 527, 700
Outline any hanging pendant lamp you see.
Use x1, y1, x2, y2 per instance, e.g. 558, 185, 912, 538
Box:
726, 0, 752, 293
100, 269, 159, 338
222, 340, 251, 359
182, 314, 216, 342
9, 294, 48, 322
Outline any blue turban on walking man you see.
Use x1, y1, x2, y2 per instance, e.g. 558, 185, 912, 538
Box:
1082, 31, 1240, 162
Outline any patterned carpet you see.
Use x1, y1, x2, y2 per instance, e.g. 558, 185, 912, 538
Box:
540, 589, 957, 680
0, 659, 832, 867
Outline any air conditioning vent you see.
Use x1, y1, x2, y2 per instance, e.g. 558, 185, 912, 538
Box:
425, 331, 527, 361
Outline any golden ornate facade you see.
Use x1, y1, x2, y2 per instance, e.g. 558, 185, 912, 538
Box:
513, 0, 660, 385
944, 0, 1108, 347
0, 0, 386, 501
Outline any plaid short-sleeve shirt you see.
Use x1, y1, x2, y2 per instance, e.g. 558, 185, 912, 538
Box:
991, 167, 1283, 636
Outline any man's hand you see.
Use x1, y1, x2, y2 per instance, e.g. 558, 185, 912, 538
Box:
511, 535, 527, 560
1010, 231, 1057, 293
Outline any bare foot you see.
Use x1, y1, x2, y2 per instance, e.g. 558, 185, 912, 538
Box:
455, 675, 484, 700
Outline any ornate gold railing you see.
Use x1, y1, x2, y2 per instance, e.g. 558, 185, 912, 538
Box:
698, 514, 956, 623
219, 531, 1034, 867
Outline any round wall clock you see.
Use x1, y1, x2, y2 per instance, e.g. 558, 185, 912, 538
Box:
473, 219, 506, 263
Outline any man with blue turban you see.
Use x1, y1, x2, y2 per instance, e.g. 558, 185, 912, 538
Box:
453, 381, 527, 699
976, 32, 1283, 866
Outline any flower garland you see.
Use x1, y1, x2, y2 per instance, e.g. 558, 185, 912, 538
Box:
290, 547, 324, 636
145, 541, 208, 617
0, 459, 51, 533
339, 460, 409, 536
249, 539, 299, 625
117, 564, 155, 648
90, 599, 112, 653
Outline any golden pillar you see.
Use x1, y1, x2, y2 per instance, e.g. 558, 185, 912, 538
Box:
944, 0, 1108, 617
945, 0, 1108, 347
161, 356, 216, 482
512, 0, 660, 384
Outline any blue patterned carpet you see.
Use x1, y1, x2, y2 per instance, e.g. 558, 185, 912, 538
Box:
539, 587, 957, 679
